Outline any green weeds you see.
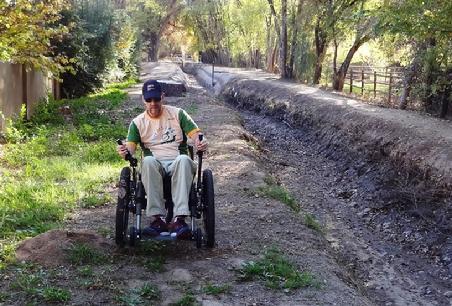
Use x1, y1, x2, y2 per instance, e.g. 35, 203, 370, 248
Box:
67, 243, 107, 265
185, 103, 198, 115
170, 292, 197, 306
42, 287, 71, 302
0, 83, 131, 266
257, 176, 299, 212
9, 265, 71, 303
116, 283, 161, 306
144, 255, 166, 272
202, 283, 230, 295
77, 266, 94, 277
0, 292, 8, 302
138, 283, 161, 300
237, 248, 318, 291
304, 213, 323, 233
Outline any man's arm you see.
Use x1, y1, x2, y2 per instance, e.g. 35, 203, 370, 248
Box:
179, 109, 208, 152
117, 121, 140, 159
190, 131, 208, 152
117, 142, 136, 159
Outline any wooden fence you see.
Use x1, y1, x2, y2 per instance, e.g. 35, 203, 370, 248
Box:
345, 66, 404, 106
0, 62, 60, 131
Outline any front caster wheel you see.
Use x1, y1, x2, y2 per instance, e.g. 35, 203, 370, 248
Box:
129, 226, 139, 247
195, 228, 202, 249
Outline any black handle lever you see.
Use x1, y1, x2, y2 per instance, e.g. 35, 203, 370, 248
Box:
117, 139, 137, 167
197, 133, 203, 191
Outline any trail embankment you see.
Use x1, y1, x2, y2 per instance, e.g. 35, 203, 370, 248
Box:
185, 63, 452, 192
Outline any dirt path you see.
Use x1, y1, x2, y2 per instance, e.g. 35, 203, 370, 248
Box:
3, 65, 450, 305
64, 73, 372, 305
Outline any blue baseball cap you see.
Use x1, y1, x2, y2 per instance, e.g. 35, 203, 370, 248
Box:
142, 80, 162, 100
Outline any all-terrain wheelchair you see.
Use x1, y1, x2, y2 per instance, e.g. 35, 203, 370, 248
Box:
115, 135, 215, 248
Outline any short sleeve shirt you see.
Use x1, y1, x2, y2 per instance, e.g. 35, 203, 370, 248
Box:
127, 105, 199, 160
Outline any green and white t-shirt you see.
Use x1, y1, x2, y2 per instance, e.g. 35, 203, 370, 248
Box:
127, 105, 200, 160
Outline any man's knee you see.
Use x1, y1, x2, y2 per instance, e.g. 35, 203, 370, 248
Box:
174, 154, 191, 164
142, 156, 160, 168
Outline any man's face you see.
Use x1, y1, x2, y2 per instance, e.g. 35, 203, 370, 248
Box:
144, 96, 163, 118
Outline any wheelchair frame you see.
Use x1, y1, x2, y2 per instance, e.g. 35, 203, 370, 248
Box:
115, 137, 215, 248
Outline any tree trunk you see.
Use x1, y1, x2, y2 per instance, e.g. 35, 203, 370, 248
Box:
280, 0, 288, 78
399, 42, 427, 109
313, 20, 327, 84
424, 37, 438, 113
439, 80, 450, 118
146, 0, 182, 62
267, 0, 283, 75
265, 15, 273, 72
148, 32, 160, 62
399, 63, 418, 109
288, 0, 303, 79
333, 36, 370, 91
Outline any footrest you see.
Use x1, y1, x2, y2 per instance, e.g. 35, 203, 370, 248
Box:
142, 231, 192, 241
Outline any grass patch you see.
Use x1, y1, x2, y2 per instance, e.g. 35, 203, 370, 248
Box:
0, 292, 8, 302
0, 83, 131, 267
135, 240, 165, 255
0, 241, 17, 269
203, 283, 230, 295
9, 265, 71, 303
170, 293, 198, 306
97, 226, 112, 238
42, 287, 71, 303
237, 248, 318, 291
144, 255, 166, 272
304, 213, 323, 233
185, 103, 198, 115
11, 271, 44, 296
67, 243, 107, 265
139, 283, 161, 300
77, 266, 94, 277
257, 176, 299, 212
116, 283, 161, 306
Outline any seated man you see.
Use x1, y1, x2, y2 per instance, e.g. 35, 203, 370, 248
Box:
117, 80, 208, 239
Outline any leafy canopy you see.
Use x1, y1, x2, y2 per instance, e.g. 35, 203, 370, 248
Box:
0, 0, 73, 75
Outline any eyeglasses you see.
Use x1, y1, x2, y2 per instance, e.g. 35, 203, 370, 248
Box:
145, 98, 161, 103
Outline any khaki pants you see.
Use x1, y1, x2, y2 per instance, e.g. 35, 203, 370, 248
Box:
141, 155, 196, 217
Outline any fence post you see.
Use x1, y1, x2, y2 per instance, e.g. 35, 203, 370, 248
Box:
211, 60, 215, 87
388, 72, 393, 104
21, 65, 28, 117
350, 69, 353, 93
361, 69, 364, 95
374, 71, 377, 98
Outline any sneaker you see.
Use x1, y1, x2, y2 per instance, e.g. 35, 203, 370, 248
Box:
142, 216, 168, 237
169, 217, 191, 240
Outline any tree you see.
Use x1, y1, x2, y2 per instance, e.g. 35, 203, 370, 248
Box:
133, 0, 184, 61
384, 0, 452, 115
312, 0, 360, 84
0, 0, 71, 75
287, 0, 304, 79
332, 0, 379, 90
53, 0, 140, 97
267, 0, 288, 78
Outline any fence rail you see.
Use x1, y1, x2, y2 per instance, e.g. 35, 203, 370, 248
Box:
343, 66, 404, 106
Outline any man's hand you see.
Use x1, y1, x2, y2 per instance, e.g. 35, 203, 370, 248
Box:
117, 143, 128, 159
194, 133, 208, 152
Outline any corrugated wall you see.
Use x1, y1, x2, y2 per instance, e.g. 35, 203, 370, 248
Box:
0, 62, 59, 131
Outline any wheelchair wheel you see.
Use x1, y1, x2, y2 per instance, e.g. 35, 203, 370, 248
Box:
129, 226, 138, 247
116, 167, 130, 247
195, 228, 202, 249
202, 169, 215, 248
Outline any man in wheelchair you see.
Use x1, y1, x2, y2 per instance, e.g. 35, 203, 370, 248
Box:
117, 80, 208, 239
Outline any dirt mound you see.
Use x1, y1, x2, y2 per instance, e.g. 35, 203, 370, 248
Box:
15, 229, 113, 267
